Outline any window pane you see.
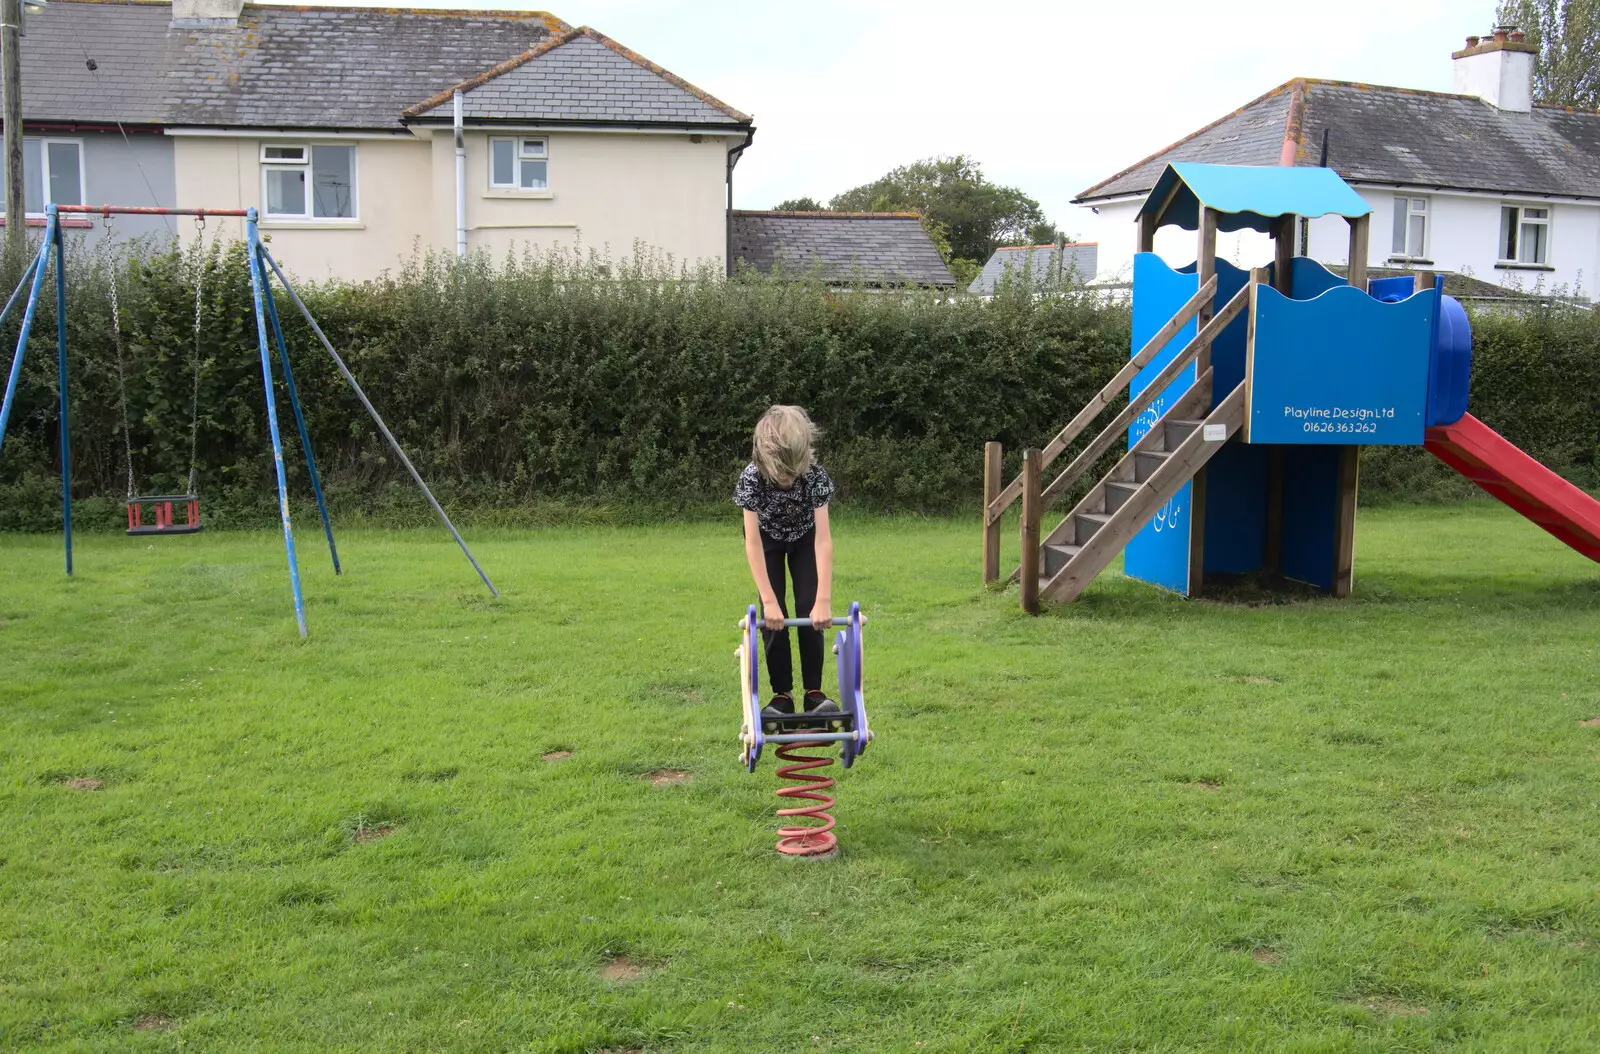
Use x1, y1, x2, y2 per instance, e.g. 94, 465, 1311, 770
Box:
1500, 207, 1516, 259
263, 145, 307, 162
47, 142, 82, 206
22, 139, 42, 214
1391, 197, 1408, 253
311, 145, 354, 218
266, 168, 306, 216
1409, 215, 1425, 256
1412, 198, 1426, 213
1521, 221, 1546, 263
491, 139, 514, 186
520, 138, 547, 158
519, 158, 547, 190
1523, 207, 1548, 220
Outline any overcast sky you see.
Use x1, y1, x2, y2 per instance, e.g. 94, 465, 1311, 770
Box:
307, 0, 1503, 243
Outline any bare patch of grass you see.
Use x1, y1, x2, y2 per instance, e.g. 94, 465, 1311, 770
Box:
1250, 947, 1282, 965
352, 823, 396, 845
645, 769, 690, 787
542, 750, 574, 762
133, 1014, 174, 1031
600, 955, 655, 983
1359, 996, 1429, 1017
62, 778, 103, 791
1580, 716, 1600, 728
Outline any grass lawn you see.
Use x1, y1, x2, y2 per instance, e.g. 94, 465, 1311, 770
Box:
1, 502, 1598, 1052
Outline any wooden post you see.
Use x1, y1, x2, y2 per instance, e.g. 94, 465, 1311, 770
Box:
982, 441, 1002, 585
1020, 447, 1041, 615
1273, 214, 1295, 295
1, 0, 23, 262
1137, 210, 1157, 254
1332, 446, 1360, 598
1195, 208, 1218, 376
1346, 214, 1370, 293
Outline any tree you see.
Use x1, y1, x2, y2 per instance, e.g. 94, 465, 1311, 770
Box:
827, 155, 1054, 269
1494, 0, 1600, 108
773, 196, 825, 212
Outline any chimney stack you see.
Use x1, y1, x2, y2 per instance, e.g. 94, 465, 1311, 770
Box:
171, 0, 244, 28
1452, 24, 1536, 112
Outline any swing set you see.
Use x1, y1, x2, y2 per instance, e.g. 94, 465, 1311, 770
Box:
0, 203, 498, 637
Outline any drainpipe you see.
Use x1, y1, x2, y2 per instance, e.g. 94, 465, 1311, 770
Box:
454, 90, 466, 258
725, 126, 754, 275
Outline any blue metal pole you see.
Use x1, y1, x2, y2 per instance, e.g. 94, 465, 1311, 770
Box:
246, 211, 308, 637
260, 250, 340, 575
0, 253, 39, 331
51, 207, 72, 576
258, 247, 499, 598
0, 237, 54, 458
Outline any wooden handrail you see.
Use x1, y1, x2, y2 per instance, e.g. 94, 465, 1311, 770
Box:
984, 274, 1218, 526
1039, 283, 1249, 507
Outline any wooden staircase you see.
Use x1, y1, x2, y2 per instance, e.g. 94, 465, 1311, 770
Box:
982, 272, 1254, 611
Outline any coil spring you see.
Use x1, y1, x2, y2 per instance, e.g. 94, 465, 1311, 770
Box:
774, 741, 837, 857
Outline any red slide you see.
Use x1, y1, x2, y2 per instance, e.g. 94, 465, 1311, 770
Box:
1425, 413, 1600, 563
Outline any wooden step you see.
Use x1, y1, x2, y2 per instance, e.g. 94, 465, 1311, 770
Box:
1043, 542, 1081, 576
1134, 450, 1169, 482
1074, 511, 1112, 545
1104, 480, 1141, 513
1163, 419, 1203, 451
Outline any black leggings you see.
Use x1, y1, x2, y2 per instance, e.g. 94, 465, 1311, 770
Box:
759, 527, 823, 696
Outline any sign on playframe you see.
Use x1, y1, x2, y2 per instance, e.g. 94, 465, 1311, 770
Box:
1246, 285, 1432, 446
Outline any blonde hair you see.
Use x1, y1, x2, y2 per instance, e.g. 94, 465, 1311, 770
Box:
752, 405, 818, 485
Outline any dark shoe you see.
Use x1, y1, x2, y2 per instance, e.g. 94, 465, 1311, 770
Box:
804, 691, 840, 715
761, 694, 794, 732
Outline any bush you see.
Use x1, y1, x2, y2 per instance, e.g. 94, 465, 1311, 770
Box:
0, 237, 1592, 531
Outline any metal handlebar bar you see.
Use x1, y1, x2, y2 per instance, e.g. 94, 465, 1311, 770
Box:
739, 615, 867, 629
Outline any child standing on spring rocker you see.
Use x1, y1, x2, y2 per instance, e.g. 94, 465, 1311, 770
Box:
735, 405, 841, 724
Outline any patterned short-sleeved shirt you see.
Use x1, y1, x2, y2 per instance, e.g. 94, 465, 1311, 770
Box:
733, 462, 834, 542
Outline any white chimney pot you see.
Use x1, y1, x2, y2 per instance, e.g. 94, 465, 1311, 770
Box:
1452, 31, 1536, 113
171, 0, 244, 27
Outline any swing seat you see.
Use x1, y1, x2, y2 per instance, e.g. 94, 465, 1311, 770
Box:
126, 495, 203, 536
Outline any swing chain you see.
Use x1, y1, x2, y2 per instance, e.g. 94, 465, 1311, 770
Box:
99, 217, 137, 502
186, 220, 206, 496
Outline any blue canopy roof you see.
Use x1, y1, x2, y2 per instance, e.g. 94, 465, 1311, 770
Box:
1139, 163, 1373, 234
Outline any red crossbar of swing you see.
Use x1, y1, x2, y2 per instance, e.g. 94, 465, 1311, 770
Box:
54, 205, 252, 218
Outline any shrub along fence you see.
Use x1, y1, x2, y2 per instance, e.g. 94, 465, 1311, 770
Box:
0, 238, 1594, 531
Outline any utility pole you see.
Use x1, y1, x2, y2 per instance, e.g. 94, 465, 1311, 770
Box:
1, 0, 23, 262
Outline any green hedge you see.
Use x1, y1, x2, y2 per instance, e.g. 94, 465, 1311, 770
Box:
0, 239, 1593, 532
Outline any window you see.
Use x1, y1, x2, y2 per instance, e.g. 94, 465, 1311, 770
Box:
489, 137, 548, 190
1390, 195, 1428, 259
1499, 204, 1550, 265
2, 138, 84, 217
261, 143, 356, 219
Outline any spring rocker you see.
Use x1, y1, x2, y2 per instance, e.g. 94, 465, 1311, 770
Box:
737, 602, 873, 859
983, 163, 1600, 608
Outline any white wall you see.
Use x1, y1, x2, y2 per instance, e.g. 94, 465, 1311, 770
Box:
175, 129, 735, 282
1087, 187, 1599, 298
1309, 187, 1598, 296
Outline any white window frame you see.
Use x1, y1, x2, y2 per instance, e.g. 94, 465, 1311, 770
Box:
260, 142, 359, 222
1389, 195, 1429, 261
2, 137, 87, 219
1498, 203, 1551, 266
488, 136, 549, 192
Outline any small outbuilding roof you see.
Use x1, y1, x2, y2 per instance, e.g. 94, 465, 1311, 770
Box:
1140, 163, 1372, 234
728, 212, 956, 288
967, 243, 1099, 295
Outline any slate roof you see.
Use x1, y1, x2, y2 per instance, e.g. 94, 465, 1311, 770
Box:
728, 211, 956, 288
19, 1, 748, 131
1075, 78, 1600, 204
967, 243, 1098, 295
406, 28, 749, 125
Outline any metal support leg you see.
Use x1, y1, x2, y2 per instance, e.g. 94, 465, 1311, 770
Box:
246, 213, 308, 637
259, 246, 498, 598
0, 238, 50, 458
51, 209, 71, 575
260, 251, 340, 575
